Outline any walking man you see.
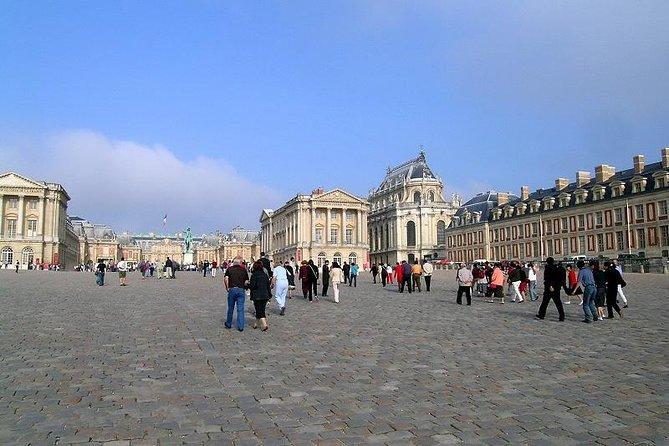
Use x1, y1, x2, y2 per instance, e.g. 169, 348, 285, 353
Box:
117, 257, 128, 286
343, 262, 350, 284
613, 260, 629, 308
577, 260, 597, 323
411, 260, 423, 292
604, 261, 625, 319
536, 257, 565, 321
371, 263, 378, 284
349, 262, 359, 287
380, 263, 388, 287
401, 260, 412, 294
224, 257, 249, 331
456, 263, 473, 305
422, 260, 433, 292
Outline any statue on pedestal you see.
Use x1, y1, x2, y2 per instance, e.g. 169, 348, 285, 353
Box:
184, 227, 193, 253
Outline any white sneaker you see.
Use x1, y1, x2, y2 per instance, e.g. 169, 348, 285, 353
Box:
564, 301, 571, 305
598, 316, 603, 321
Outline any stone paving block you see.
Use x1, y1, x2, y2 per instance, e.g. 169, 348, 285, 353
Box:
0, 271, 667, 446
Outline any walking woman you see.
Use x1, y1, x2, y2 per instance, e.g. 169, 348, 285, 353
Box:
298, 260, 312, 301
394, 262, 403, 292
330, 261, 344, 303
249, 260, 271, 331
488, 263, 505, 303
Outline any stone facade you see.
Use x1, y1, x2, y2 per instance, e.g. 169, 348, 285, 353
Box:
445, 148, 669, 263
260, 188, 369, 267
0, 172, 78, 269
367, 151, 460, 265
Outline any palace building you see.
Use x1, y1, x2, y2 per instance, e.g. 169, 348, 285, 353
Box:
445, 148, 669, 263
367, 151, 460, 265
260, 188, 369, 267
0, 172, 79, 269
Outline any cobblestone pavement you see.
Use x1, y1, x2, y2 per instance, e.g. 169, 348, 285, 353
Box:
0, 269, 667, 445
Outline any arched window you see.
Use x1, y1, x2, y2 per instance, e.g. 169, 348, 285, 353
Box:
407, 221, 416, 247
22, 247, 34, 265
413, 191, 421, 205
333, 252, 342, 265
348, 252, 357, 265
317, 252, 326, 267
428, 191, 435, 202
2, 247, 13, 264
437, 220, 446, 245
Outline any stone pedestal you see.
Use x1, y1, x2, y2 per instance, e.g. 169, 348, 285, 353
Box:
183, 251, 194, 266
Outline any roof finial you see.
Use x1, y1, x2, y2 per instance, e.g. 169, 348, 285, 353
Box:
418, 145, 426, 159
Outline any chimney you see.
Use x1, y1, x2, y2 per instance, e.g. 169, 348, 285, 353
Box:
633, 154, 645, 174
576, 171, 591, 187
595, 164, 616, 183
662, 148, 669, 169
520, 186, 529, 201
497, 192, 508, 206
555, 178, 569, 191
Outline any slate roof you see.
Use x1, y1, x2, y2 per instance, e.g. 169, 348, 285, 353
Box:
377, 151, 438, 189
453, 191, 520, 223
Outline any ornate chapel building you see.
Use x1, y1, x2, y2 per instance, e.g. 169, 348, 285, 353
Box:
367, 151, 460, 265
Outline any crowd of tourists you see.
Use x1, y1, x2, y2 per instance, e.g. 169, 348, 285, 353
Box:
88, 249, 632, 330
450, 258, 628, 323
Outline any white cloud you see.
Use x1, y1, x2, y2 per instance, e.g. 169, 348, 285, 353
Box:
0, 130, 283, 234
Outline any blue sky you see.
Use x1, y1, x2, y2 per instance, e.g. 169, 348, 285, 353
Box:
1, 1, 668, 234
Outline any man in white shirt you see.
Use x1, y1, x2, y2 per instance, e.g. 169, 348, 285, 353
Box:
422, 260, 434, 292
117, 257, 128, 286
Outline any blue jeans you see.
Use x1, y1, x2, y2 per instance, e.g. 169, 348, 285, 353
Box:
226, 287, 246, 330
582, 284, 597, 321
529, 281, 537, 301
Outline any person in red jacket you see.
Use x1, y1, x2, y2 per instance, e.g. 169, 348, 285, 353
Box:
394, 262, 403, 292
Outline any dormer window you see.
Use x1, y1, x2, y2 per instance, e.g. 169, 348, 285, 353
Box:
543, 197, 555, 211
492, 209, 502, 221
529, 200, 539, 213
515, 203, 527, 215
610, 181, 625, 198
592, 186, 605, 201
558, 193, 571, 207
631, 176, 647, 193
652, 172, 668, 189
574, 189, 587, 204
504, 206, 513, 218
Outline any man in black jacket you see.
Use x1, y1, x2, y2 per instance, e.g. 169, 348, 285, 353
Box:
380, 263, 388, 287
343, 262, 350, 284
536, 257, 565, 321
260, 252, 272, 278
604, 261, 624, 319
321, 260, 330, 297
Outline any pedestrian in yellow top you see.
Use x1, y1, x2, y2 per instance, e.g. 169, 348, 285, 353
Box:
411, 260, 423, 292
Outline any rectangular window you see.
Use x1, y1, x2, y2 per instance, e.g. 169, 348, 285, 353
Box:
648, 227, 658, 246
597, 233, 604, 252
635, 204, 644, 220
660, 226, 669, 246
595, 211, 603, 226
546, 241, 554, 256
6, 219, 17, 237
647, 203, 656, 221
532, 242, 538, 258
605, 210, 613, 226
8, 197, 18, 208
531, 222, 538, 236
561, 217, 568, 232
659, 201, 668, 217
315, 228, 323, 243
578, 214, 585, 229
587, 235, 595, 251
614, 208, 623, 223
345, 228, 353, 244
616, 231, 625, 250
494, 229, 499, 242
562, 238, 569, 255
637, 228, 646, 248
578, 235, 586, 253
28, 199, 38, 210
27, 219, 37, 237
330, 228, 338, 244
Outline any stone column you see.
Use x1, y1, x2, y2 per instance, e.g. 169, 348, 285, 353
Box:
38, 197, 45, 236
0, 194, 4, 237
325, 207, 331, 245
341, 208, 346, 245
17, 195, 25, 237
311, 208, 316, 243
356, 210, 362, 244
